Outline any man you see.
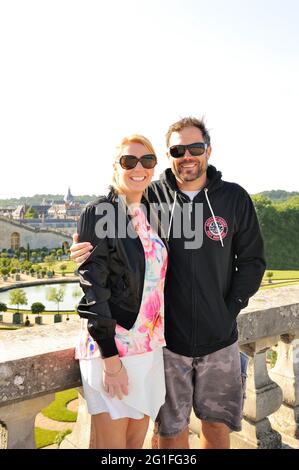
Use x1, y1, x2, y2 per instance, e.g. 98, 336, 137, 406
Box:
71, 117, 265, 448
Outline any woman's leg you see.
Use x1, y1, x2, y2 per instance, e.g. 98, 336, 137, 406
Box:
92, 413, 128, 449
126, 415, 150, 449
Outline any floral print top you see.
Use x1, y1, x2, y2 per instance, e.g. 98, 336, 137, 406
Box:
75, 206, 167, 360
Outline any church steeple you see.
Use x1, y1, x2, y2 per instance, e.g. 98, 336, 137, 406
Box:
64, 187, 74, 205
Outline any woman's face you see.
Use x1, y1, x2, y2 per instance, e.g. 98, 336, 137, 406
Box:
115, 142, 155, 196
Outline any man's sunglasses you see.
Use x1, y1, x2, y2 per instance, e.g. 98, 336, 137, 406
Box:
169, 142, 207, 159
116, 154, 157, 170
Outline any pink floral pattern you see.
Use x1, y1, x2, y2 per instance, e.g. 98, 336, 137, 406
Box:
75, 206, 167, 360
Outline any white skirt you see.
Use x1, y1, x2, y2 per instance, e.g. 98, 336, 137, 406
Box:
79, 347, 165, 421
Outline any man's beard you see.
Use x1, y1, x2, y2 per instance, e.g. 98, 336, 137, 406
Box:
175, 158, 208, 182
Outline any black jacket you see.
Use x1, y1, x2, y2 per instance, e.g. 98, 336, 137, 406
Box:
77, 192, 150, 358
147, 165, 266, 357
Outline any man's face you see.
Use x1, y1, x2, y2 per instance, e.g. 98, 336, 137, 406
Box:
168, 126, 211, 184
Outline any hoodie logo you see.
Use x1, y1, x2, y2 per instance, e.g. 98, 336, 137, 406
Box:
205, 216, 228, 241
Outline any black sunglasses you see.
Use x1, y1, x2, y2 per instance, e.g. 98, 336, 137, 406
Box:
116, 154, 157, 170
169, 142, 207, 159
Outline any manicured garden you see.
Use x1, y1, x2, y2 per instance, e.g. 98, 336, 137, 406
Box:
35, 389, 78, 449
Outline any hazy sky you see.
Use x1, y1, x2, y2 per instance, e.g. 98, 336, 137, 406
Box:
1, 0, 298, 198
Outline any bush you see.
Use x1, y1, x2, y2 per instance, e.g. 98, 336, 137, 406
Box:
31, 302, 45, 315
0, 302, 7, 312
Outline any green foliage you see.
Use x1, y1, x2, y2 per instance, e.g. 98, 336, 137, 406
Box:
24, 206, 38, 219
257, 190, 299, 201
0, 302, 7, 312
47, 286, 65, 313
44, 255, 56, 270
0, 194, 97, 208
21, 260, 32, 271
9, 289, 28, 312
31, 302, 45, 315
253, 195, 299, 269
1, 267, 10, 276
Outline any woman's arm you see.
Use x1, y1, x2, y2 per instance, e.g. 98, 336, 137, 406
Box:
77, 203, 118, 358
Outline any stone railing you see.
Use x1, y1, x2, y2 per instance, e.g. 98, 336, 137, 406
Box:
1, 285, 299, 449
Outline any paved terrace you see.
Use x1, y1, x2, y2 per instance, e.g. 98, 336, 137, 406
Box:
0, 285, 299, 449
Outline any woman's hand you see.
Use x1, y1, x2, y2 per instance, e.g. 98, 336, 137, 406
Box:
70, 233, 93, 266
103, 356, 129, 400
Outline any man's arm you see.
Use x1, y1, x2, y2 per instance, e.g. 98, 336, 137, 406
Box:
225, 190, 266, 317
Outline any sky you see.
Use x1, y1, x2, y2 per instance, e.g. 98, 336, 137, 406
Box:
0, 0, 298, 199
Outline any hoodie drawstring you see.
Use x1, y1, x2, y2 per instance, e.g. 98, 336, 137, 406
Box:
167, 190, 177, 242
204, 188, 224, 247
167, 188, 224, 247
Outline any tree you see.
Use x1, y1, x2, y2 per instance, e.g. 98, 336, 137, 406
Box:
26, 243, 30, 261
21, 260, 32, 272
0, 302, 7, 313
1, 267, 10, 278
9, 289, 28, 314
24, 206, 38, 219
60, 264, 67, 276
47, 287, 65, 314
44, 255, 56, 271
266, 271, 274, 284
56, 249, 63, 260
31, 302, 45, 319
31, 251, 38, 261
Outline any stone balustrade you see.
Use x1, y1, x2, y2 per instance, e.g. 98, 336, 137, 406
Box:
1, 285, 299, 449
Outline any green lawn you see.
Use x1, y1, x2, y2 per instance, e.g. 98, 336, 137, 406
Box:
263, 270, 299, 280
39, 259, 77, 273
35, 428, 73, 449
35, 389, 78, 448
0, 325, 21, 330
41, 389, 78, 422
261, 270, 299, 289
35, 427, 60, 449
6, 307, 77, 315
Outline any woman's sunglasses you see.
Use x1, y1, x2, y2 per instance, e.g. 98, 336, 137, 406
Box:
169, 142, 207, 159
116, 154, 157, 170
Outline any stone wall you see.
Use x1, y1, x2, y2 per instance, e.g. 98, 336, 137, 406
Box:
0, 216, 72, 250
1, 285, 299, 449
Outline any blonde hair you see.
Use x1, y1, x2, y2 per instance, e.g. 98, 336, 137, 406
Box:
111, 134, 156, 194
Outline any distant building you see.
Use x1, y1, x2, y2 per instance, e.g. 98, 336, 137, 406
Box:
47, 188, 82, 220
0, 216, 72, 250
0, 188, 84, 249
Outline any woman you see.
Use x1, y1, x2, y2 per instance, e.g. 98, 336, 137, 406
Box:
75, 135, 168, 449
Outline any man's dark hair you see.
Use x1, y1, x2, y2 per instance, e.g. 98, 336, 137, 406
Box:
166, 116, 211, 147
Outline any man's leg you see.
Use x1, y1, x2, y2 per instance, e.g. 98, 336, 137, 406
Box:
159, 427, 189, 449
193, 341, 244, 449
199, 421, 230, 449
156, 348, 194, 449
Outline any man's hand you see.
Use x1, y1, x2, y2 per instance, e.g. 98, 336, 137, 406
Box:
70, 233, 93, 266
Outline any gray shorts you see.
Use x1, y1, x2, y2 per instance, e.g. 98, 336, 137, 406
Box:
156, 341, 247, 437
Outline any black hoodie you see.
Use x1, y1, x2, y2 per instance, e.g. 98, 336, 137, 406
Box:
146, 165, 266, 357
